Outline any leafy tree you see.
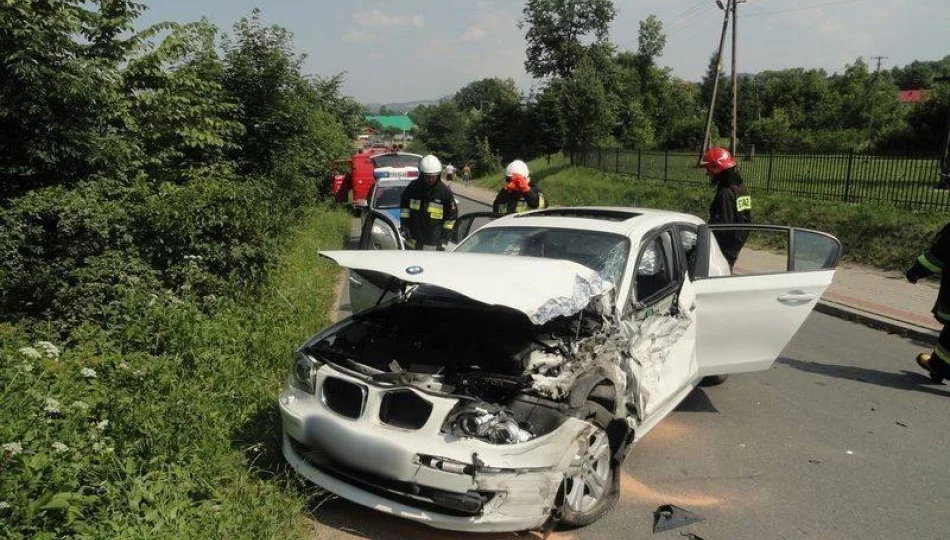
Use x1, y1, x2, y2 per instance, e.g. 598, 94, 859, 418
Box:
415, 99, 469, 163
637, 14, 666, 61
520, 0, 617, 78
532, 82, 565, 157
455, 77, 520, 111
559, 55, 613, 152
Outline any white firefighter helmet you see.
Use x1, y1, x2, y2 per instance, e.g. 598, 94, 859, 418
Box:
505, 159, 530, 180
419, 155, 442, 175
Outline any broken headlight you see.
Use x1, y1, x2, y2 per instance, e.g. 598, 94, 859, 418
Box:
445, 403, 534, 444
291, 350, 323, 394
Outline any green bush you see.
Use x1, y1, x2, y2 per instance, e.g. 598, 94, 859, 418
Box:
0, 206, 350, 539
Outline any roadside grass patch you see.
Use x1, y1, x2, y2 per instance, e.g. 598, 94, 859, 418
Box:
0, 206, 349, 539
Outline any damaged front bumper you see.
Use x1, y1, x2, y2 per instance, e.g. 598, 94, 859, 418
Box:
278, 366, 597, 532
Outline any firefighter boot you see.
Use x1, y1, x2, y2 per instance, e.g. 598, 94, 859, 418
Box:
916, 353, 945, 384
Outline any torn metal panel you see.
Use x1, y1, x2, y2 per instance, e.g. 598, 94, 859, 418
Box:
528, 272, 614, 325
527, 285, 694, 419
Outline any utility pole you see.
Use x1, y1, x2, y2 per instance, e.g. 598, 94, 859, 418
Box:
866, 55, 887, 143
730, 0, 745, 155
700, 0, 731, 164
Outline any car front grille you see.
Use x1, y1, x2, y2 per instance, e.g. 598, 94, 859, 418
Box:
321, 377, 367, 419
378, 390, 433, 430
288, 436, 492, 517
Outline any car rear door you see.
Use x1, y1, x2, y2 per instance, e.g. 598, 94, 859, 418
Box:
692, 225, 842, 376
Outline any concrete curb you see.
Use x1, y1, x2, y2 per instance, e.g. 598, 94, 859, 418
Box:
815, 299, 939, 345
454, 186, 941, 345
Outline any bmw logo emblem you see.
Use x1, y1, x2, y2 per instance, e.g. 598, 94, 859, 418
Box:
405, 265, 424, 275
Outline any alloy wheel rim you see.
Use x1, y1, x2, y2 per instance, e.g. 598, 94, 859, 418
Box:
564, 429, 611, 513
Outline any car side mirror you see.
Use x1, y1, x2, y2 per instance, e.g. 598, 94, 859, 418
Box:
693, 225, 711, 279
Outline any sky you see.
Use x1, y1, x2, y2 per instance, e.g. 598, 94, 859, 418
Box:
139, 0, 950, 105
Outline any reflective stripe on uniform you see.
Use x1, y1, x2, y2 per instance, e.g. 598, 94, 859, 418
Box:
405, 237, 416, 248
936, 308, 950, 323
538, 193, 547, 208
515, 201, 528, 213
427, 206, 444, 219
918, 253, 943, 273
443, 220, 455, 230
409, 199, 421, 210
400, 208, 410, 218
497, 207, 509, 214
736, 195, 752, 212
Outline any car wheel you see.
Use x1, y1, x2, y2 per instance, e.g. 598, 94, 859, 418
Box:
700, 374, 729, 386
558, 428, 620, 527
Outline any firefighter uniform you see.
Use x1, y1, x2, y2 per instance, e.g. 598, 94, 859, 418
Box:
399, 177, 458, 250
709, 172, 752, 268
492, 186, 548, 215
906, 221, 950, 379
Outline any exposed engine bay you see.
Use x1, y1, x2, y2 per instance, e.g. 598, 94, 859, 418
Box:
307, 284, 692, 446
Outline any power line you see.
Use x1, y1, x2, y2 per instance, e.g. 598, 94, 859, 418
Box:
741, 0, 867, 18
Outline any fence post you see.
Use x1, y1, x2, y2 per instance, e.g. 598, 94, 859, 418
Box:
637, 148, 642, 179
663, 149, 669, 181
766, 152, 774, 192
616, 147, 621, 173
844, 150, 854, 203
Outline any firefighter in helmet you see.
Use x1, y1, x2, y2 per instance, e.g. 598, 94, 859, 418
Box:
492, 160, 548, 215
700, 147, 751, 271
399, 154, 458, 251
907, 221, 950, 383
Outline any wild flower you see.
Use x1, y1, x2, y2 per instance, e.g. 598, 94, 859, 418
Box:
20, 363, 34, 373
2, 442, 23, 457
35, 341, 60, 359
81, 367, 98, 379
96, 419, 109, 432
118, 362, 130, 370
0, 501, 10, 510
52, 442, 69, 454
71, 401, 90, 412
44, 398, 61, 414
18, 346, 41, 360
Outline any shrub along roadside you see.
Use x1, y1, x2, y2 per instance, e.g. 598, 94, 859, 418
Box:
476, 155, 942, 271
0, 206, 350, 539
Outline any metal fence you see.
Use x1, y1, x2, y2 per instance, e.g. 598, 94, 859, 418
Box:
572, 148, 950, 211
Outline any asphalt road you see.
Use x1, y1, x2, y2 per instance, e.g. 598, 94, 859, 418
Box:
314, 195, 950, 540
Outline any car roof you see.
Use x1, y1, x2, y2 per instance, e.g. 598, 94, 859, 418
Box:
481, 206, 704, 237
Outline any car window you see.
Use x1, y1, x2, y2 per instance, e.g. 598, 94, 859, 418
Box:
454, 226, 630, 288
373, 183, 408, 209
677, 225, 699, 279
634, 231, 676, 304
372, 154, 421, 169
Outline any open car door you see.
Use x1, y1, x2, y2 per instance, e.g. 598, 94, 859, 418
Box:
350, 210, 404, 313
692, 224, 842, 376
448, 211, 502, 247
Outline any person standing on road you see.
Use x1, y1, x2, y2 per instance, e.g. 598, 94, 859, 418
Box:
400, 154, 458, 251
462, 162, 473, 184
444, 162, 456, 182
906, 221, 950, 382
700, 147, 751, 271
492, 160, 548, 215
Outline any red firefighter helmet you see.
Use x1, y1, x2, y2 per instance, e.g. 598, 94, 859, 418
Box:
700, 147, 737, 175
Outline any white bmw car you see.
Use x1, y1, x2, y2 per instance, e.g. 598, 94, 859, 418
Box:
278, 207, 841, 532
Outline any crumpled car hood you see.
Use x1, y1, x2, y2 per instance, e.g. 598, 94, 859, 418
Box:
320, 250, 613, 325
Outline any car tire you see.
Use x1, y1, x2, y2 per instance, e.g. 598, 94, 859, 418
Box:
557, 401, 621, 528
700, 374, 729, 386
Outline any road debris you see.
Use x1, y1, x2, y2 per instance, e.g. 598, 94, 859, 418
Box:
895, 421, 908, 428
808, 459, 822, 465
653, 504, 704, 533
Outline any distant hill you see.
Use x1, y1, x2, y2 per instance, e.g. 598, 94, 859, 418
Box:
363, 99, 441, 113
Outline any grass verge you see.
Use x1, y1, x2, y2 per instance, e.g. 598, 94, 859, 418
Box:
0, 205, 350, 539
473, 155, 941, 270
